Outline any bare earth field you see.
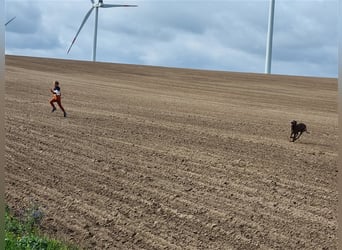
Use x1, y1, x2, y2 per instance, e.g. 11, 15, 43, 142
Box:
5, 55, 337, 249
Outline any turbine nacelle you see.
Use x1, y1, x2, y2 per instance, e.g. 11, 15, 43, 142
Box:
93, 0, 104, 8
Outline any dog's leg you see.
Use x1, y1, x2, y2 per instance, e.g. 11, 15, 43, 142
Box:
296, 132, 303, 140
290, 132, 293, 139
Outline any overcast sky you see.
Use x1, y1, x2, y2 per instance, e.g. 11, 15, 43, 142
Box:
5, 0, 338, 78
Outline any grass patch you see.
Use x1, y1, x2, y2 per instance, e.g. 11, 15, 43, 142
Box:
5, 204, 78, 250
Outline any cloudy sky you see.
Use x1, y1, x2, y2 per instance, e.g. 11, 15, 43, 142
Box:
5, 0, 338, 78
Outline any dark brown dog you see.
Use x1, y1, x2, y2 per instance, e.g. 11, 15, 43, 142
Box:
290, 120, 310, 142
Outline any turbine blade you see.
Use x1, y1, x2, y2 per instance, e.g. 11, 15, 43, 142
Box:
5, 16, 16, 26
90, 0, 94, 4
67, 7, 94, 54
101, 4, 138, 8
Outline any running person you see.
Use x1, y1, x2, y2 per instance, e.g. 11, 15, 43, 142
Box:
50, 80, 67, 117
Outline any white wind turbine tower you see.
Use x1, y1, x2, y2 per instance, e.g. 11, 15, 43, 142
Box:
265, 0, 275, 74
67, 0, 137, 62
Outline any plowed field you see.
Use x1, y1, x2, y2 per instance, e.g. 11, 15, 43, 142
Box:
5, 55, 338, 249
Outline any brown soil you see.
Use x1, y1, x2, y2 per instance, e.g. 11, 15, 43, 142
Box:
5, 55, 337, 249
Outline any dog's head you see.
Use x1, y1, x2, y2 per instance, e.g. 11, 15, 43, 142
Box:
291, 120, 297, 125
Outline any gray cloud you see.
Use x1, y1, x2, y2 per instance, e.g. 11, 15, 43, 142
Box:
6, 5, 41, 34
5, 2, 64, 50
271, 1, 338, 76
5, 0, 339, 77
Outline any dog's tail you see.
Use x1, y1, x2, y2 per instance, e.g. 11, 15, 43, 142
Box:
305, 126, 310, 134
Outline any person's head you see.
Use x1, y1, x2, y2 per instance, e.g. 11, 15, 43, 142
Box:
54, 80, 59, 87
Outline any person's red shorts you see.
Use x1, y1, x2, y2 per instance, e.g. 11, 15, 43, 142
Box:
51, 94, 62, 103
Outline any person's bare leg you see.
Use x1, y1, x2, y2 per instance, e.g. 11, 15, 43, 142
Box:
50, 99, 56, 112
57, 100, 66, 117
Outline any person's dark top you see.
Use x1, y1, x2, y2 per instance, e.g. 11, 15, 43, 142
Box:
53, 86, 61, 96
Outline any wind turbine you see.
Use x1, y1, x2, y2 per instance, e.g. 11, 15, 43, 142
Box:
5, 16, 16, 26
265, 0, 275, 74
67, 0, 137, 62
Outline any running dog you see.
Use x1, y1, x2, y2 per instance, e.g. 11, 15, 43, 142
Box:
290, 120, 310, 142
